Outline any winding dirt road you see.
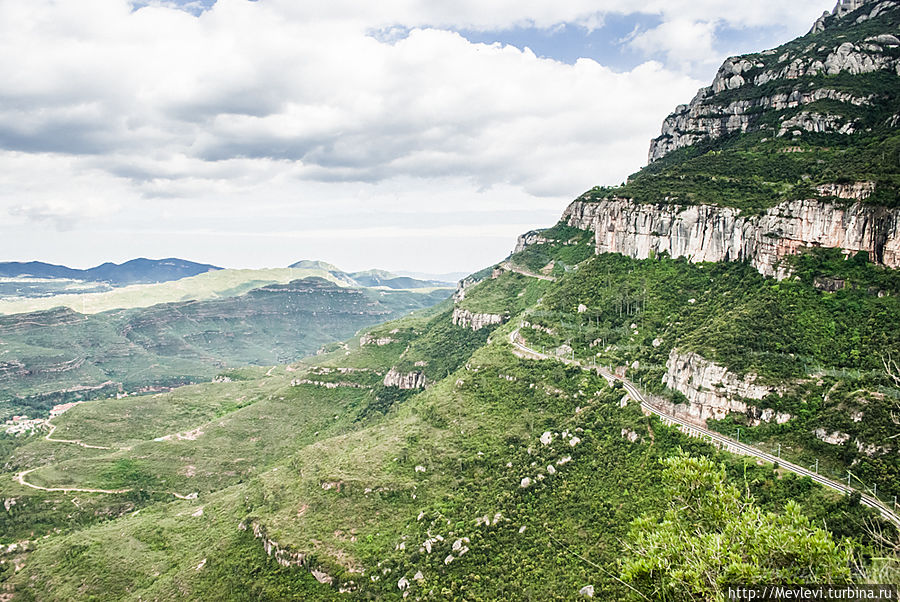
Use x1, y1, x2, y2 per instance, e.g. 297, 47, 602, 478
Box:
14, 467, 130, 494
44, 423, 112, 450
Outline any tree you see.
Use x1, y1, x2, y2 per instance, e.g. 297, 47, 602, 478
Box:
620, 452, 852, 601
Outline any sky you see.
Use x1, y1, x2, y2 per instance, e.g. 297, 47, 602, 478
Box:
0, 0, 831, 275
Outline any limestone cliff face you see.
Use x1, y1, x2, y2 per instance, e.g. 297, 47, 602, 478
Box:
451, 308, 506, 331
648, 0, 900, 162
383, 368, 426, 389
514, 231, 550, 254
658, 349, 791, 426
563, 196, 900, 277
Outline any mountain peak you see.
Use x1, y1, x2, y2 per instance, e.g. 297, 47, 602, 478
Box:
288, 259, 343, 272
811, 0, 884, 33
647, 0, 900, 163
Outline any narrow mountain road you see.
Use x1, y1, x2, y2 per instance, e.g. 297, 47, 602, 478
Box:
44, 422, 112, 450
508, 328, 900, 528
17, 422, 198, 499
499, 261, 557, 282
14, 467, 198, 500
14, 467, 130, 494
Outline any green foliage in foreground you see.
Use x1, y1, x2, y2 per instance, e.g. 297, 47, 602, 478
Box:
622, 453, 852, 601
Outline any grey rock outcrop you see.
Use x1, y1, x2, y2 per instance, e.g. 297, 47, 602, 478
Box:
649, 87, 873, 162
453, 275, 485, 302
815, 181, 876, 200
815, 428, 852, 444
360, 334, 396, 346
563, 197, 900, 278
649, 0, 899, 162
656, 349, 791, 427
452, 308, 506, 331
777, 111, 856, 137
383, 368, 426, 389
515, 230, 550, 253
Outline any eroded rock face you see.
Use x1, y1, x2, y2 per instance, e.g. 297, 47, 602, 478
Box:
383, 368, 426, 389
657, 349, 791, 427
515, 230, 550, 253
648, 0, 900, 162
451, 308, 505, 331
563, 197, 900, 278
815, 428, 851, 444
816, 181, 876, 200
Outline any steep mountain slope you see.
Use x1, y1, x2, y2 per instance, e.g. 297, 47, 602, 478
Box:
0, 258, 222, 286
514, 0, 900, 520
0, 242, 886, 600
572, 0, 900, 277
2, 3, 899, 600
0, 278, 448, 421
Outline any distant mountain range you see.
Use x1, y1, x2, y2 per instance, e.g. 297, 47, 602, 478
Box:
288, 260, 455, 289
0, 258, 222, 286
0, 258, 457, 293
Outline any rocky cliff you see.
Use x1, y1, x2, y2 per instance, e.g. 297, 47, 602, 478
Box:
658, 349, 792, 427
383, 368, 426, 389
648, 0, 900, 163
563, 196, 900, 277
451, 308, 506, 331
554, 0, 900, 278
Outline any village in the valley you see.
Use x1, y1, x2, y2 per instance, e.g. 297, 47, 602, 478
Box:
3, 401, 83, 436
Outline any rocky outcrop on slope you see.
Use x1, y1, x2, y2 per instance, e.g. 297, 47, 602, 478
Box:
648, 0, 900, 162
658, 349, 791, 426
383, 368, 426, 389
359, 334, 396, 346
239, 520, 357, 593
563, 197, 900, 277
812, 0, 896, 33
815, 181, 876, 200
515, 230, 550, 253
453, 275, 486, 302
451, 308, 506, 331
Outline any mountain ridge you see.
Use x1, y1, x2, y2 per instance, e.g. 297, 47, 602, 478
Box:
0, 258, 222, 286
549, 0, 900, 277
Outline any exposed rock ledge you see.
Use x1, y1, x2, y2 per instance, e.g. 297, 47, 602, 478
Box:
359, 334, 396, 346
238, 520, 357, 592
657, 348, 791, 427
452, 308, 506, 331
515, 230, 550, 253
383, 368, 426, 389
564, 197, 900, 278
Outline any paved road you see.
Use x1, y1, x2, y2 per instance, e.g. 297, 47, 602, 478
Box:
508, 328, 900, 528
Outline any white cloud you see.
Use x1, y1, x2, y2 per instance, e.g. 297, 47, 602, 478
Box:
0, 0, 831, 270
627, 19, 720, 71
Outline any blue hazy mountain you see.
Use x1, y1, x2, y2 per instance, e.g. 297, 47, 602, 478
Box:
0, 258, 222, 285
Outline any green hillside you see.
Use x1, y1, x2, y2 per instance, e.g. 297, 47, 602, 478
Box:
3, 2, 900, 600
0, 278, 449, 421
0, 233, 894, 599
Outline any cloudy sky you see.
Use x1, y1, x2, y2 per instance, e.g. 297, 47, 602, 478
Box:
0, 0, 829, 274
